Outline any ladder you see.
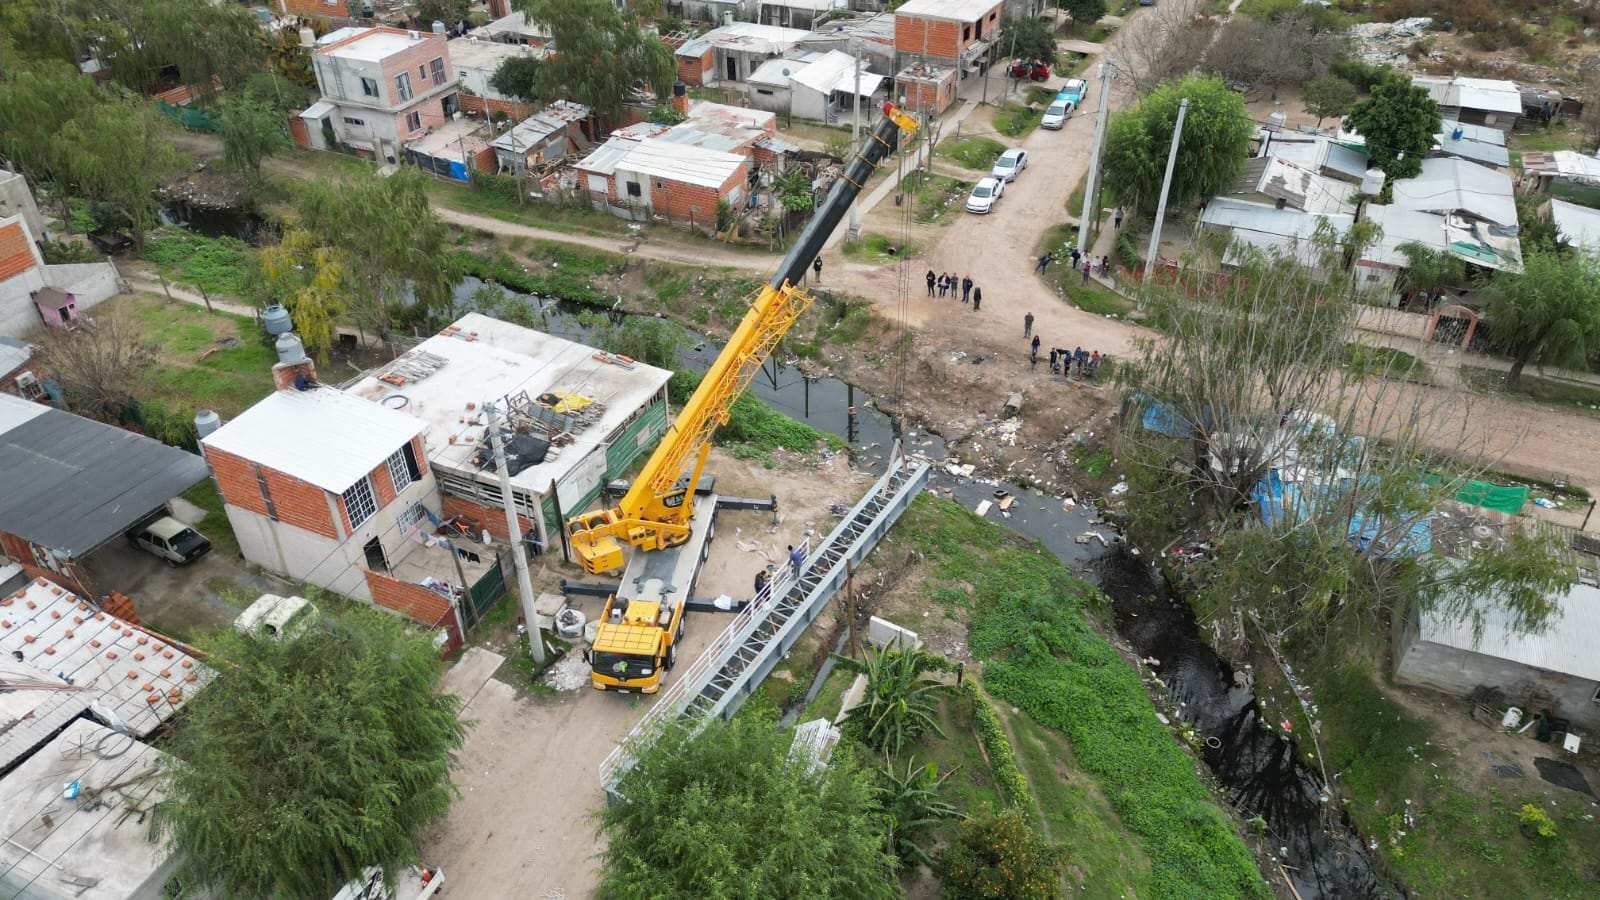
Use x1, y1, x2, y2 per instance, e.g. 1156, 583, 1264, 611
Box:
599, 446, 930, 790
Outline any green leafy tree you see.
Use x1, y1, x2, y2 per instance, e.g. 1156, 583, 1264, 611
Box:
1303, 74, 1358, 128
96, 0, 266, 100
488, 55, 542, 103
258, 228, 350, 361
601, 717, 899, 899
878, 758, 959, 868
0, 60, 99, 189
998, 15, 1059, 66
57, 93, 186, 248
1395, 241, 1466, 302
1481, 249, 1600, 386
416, 0, 470, 27
517, 0, 675, 122
1103, 75, 1254, 214
297, 169, 457, 341
936, 809, 1062, 900
1064, 0, 1108, 29
776, 169, 814, 214
832, 647, 952, 756
219, 98, 289, 176
1346, 74, 1441, 182
158, 604, 464, 899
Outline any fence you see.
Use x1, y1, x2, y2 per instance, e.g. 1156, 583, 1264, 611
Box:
156, 101, 220, 133
459, 552, 508, 631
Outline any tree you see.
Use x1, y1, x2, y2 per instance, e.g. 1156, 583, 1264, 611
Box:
219, 98, 289, 176
601, 716, 899, 899
1345, 73, 1441, 183
1303, 74, 1358, 128
1103, 75, 1254, 214
94, 0, 267, 100
1581, 64, 1600, 152
936, 809, 1061, 900
1064, 0, 1108, 30
831, 647, 952, 756
1205, 13, 1344, 101
1116, 0, 1219, 96
878, 758, 959, 869
1395, 241, 1465, 304
1480, 249, 1600, 386
415, 0, 469, 27
488, 55, 542, 103
0, 60, 99, 188
258, 228, 350, 361
297, 170, 456, 341
998, 16, 1059, 66
159, 604, 463, 899
56, 93, 186, 248
33, 304, 155, 422
517, 0, 675, 122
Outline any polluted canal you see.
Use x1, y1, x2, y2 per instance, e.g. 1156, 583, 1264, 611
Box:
466, 276, 1394, 897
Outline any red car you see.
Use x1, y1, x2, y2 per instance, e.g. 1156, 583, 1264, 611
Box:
1009, 60, 1051, 82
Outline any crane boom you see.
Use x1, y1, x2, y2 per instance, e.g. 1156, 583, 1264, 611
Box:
567, 103, 918, 573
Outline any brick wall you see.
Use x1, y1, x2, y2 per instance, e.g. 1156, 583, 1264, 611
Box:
442, 492, 534, 544
901, 73, 957, 114
0, 530, 92, 599
640, 162, 748, 226
894, 4, 1001, 59
364, 569, 462, 650
288, 115, 311, 149
390, 94, 455, 143
281, 0, 345, 17
0, 361, 43, 398
677, 50, 712, 87
203, 445, 338, 539
380, 32, 455, 108
459, 94, 533, 122
0, 221, 37, 282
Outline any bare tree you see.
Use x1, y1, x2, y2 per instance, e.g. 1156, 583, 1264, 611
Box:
1581, 61, 1600, 153
1203, 13, 1346, 101
33, 305, 157, 422
1114, 239, 1573, 643
1115, 0, 1218, 96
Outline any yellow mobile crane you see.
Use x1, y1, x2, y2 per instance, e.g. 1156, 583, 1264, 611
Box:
573, 102, 918, 693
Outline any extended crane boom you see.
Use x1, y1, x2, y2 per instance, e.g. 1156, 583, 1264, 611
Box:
567, 103, 918, 574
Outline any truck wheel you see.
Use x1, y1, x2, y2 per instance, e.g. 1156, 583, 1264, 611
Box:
666, 644, 677, 670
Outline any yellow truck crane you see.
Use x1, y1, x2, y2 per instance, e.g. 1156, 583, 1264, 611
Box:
572, 103, 918, 693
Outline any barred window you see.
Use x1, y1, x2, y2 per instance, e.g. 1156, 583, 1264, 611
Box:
343, 477, 377, 529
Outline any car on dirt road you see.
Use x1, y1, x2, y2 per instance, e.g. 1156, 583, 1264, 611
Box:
1041, 98, 1075, 129
966, 176, 1005, 214
1009, 59, 1051, 81
991, 148, 1029, 183
128, 515, 211, 566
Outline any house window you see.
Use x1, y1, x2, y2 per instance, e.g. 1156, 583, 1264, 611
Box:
756, 88, 774, 96
626, 181, 641, 197
361, 77, 379, 98
962, 25, 971, 41
343, 476, 378, 529
1592, 684, 1600, 704
419, 64, 428, 81
431, 57, 446, 83
396, 72, 413, 102
387, 445, 419, 493
407, 111, 422, 132
343, 116, 365, 126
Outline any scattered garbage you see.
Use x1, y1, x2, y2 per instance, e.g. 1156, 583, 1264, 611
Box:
974, 499, 993, 517
1350, 17, 1433, 65
1533, 497, 1556, 509
1110, 481, 1129, 496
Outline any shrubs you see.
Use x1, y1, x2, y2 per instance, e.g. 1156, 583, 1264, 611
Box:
963, 681, 1032, 809
936, 809, 1061, 900
140, 229, 255, 297
940, 136, 1008, 170
833, 648, 952, 755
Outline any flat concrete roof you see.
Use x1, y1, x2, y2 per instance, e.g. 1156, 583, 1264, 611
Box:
342, 313, 672, 496
446, 36, 536, 72
895, 0, 1000, 22
0, 578, 216, 738
0, 719, 173, 900
324, 28, 428, 63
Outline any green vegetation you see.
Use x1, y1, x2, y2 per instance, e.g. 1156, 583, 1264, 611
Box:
939, 135, 1008, 170
454, 244, 623, 306
894, 495, 1266, 898
181, 481, 237, 559
601, 717, 899, 899
833, 648, 952, 756
993, 104, 1043, 139
961, 681, 1030, 809
1078, 446, 1113, 478
127, 295, 276, 417
141, 229, 255, 297
668, 370, 844, 455
842, 232, 918, 263
1105, 75, 1254, 214
997, 15, 1061, 66
878, 758, 960, 868
1460, 365, 1600, 417
1347, 74, 1442, 183
936, 808, 1063, 900
160, 604, 464, 898
1343, 343, 1424, 381
1479, 249, 1600, 386
900, 170, 971, 225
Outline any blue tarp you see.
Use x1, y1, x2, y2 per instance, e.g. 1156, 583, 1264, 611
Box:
1141, 400, 1194, 438
1252, 468, 1432, 557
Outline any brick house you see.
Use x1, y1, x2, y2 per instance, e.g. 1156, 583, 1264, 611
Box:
298, 27, 461, 164
896, 62, 959, 114
578, 133, 751, 228
491, 100, 593, 174
894, 0, 1003, 71
276, 0, 360, 18
448, 36, 547, 121
0, 338, 46, 403
0, 393, 209, 604
674, 22, 810, 87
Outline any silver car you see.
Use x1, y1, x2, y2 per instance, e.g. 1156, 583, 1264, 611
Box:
991, 148, 1029, 183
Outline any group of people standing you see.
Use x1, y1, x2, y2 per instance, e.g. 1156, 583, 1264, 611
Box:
926, 270, 982, 310
1037, 246, 1112, 282
1023, 312, 1104, 380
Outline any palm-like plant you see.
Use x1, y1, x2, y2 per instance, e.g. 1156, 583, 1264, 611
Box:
833, 648, 953, 755
879, 758, 960, 868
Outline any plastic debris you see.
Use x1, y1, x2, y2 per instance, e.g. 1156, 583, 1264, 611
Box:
1110, 481, 1129, 496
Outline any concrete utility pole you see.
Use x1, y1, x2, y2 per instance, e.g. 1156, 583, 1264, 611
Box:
484, 402, 546, 665
848, 38, 863, 237
1077, 60, 1114, 254
1143, 98, 1189, 282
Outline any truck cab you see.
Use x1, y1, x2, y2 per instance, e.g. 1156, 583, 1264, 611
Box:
590, 590, 685, 693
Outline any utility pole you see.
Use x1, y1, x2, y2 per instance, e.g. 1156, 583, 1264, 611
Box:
848, 38, 863, 237
484, 402, 546, 665
1077, 60, 1114, 254
1143, 98, 1189, 282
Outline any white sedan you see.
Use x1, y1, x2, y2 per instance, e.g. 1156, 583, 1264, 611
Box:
991, 148, 1028, 182
966, 176, 1005, 214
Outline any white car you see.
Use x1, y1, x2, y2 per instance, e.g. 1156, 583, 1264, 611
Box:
966, 177, 1005, 214
128, 515, 211, 565
991, 148, 1028, 183
1041, 99, 1075, 129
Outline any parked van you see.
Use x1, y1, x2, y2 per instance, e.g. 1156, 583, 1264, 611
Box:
1042, 98, 1075, 129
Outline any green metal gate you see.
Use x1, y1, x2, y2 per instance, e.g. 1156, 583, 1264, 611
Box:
459, 553, 507, 631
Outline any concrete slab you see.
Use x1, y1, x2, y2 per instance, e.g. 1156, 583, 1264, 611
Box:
1059, 39, 1105, 54
168, 496, 208, 525
441, 647, 505, 705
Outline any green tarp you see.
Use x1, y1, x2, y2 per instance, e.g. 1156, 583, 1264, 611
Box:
1426, 476, 1530, 514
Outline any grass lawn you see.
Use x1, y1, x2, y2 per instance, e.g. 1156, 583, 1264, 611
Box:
140, 228, 255, 298
842, 231, 920, 263
992, 103, 1043, 139
900, 170, 972, 225
1343, 343, 1426, 381
1460, 365, 1600, 417
123, 294, 276, 417
1040, 223, 1135, 318
938, 135, 1007, 170
181, 481, 238, 559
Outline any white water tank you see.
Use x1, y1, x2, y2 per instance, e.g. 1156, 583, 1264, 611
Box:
194, 409, 222, 439
275, 332, 308, 365
1361, 168, 1384, 195
299, 27, 316, 48
432, 20, 446, 34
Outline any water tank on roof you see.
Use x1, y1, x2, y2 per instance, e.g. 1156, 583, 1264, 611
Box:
262, 303, 293, 336
275, 332, 308, 365
432, 20, 446, 35
194, 409, 222, 439
298, 27, 316, 49
1361, 168, 1384, 196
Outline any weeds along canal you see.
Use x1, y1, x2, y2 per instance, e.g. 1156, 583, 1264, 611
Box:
458, 277, 1392, 898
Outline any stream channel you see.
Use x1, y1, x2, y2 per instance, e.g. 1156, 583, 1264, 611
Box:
167, 204, 1393, 896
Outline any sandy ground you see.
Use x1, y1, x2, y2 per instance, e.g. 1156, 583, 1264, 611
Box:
420, 449, 866, 899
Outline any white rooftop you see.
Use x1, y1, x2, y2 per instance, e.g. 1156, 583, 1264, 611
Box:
576, 135, 639, 177
0, 577, 216, 738
1358, 204, 1450, 268
1549, 198, 1600, 254
0, 390, 48, 433
1412, 75, 1524, 115
615, 137, 747, 189
677, 22, 810, 57
0, 337, 32, 377
201, 385, 427, 494
1421, 579, 1600, 682
894, 0, 1001, 21
1390, 156, 1517, 227
0, 656, 93, 773
446, 35, 537, 71
322, 28, 429, 63
317, 25, 369, 46
790, 49, 885, 98
0, 719, 174, 900
763, 0, 845, 8
342, 314, 672, 495
469, 10, 550, 41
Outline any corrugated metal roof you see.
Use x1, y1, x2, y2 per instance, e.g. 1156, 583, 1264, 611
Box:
1420, 579, 1600, 681
491, 100, 590, 153
1391, 156, 1517, 227
1201, 196, 1353, 241
675, 22, 809, 57
0, 337, 31, 377
1522, 149, 1600, 184
201, 386, 426, 495
1440, 121, 1506, 146
576, 136, 640, 177
1412, 75, 1523, 115
1433, 131, 1511, 168
748, 58, 796, 87
1359, 204, 1449, 267
788, 49, 885, 97
614, 137, 746, 189
1549, 198, 1600, 253
0, 395, 209, 555
299, 99, 336, 119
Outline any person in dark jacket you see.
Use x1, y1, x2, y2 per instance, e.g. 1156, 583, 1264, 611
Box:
926, 269, 936, 296
972, 286, 981, 310
961, 276, 973, 303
